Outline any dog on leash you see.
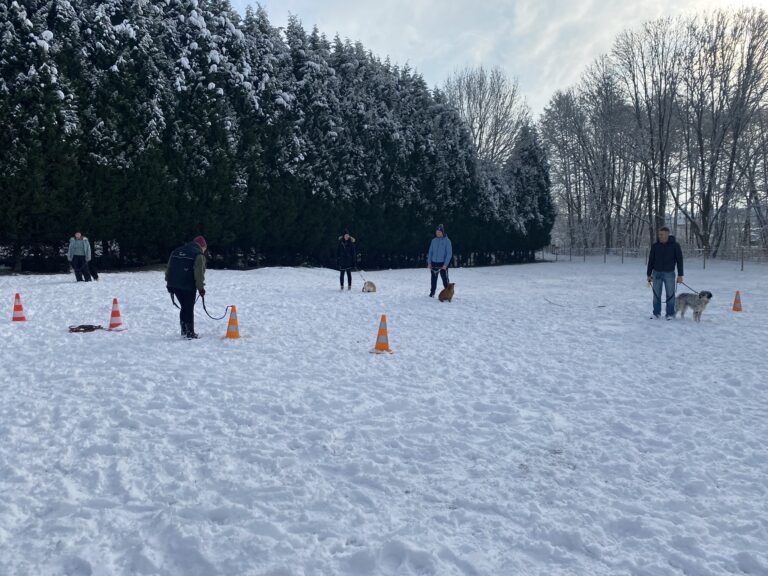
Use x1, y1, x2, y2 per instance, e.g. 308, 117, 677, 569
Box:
675, 291, 713, 322
362, 280, 377, 293
438, 283, 455, 303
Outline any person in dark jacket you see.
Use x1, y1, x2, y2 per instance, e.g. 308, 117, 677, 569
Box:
67, 231, 92, 282
165, 236, 207, 338
646, 226, 684, 319
427, 224, 453, 297
337, 230, 357, 290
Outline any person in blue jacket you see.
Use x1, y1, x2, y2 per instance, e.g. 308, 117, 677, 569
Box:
427, 224, 453, 297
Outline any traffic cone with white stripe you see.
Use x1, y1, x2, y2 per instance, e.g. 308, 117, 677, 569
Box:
12, 293, 26, 322
224, 306, 240, 339
733, 290, 743, 312
371, 314, 393, 354
108, 298, 124, 330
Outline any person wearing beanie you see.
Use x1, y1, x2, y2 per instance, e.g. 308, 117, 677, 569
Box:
336, 229, 357, 290
165, 235, 207, 338
67, 231, 93, 282
427, 224, 452, 297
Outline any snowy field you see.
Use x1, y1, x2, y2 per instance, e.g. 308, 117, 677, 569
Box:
1, 258, 767, 576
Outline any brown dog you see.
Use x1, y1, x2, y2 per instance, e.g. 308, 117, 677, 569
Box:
362, 280, 377, 293
438, 283, 455, 303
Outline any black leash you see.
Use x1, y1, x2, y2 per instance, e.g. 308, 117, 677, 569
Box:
680, 281, 700, 293
649, 279, 698, 303
201, 295, 232, 321
170, 292, 231, 320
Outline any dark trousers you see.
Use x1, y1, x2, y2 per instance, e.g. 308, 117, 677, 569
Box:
172, 289, 197, 335
89, 260, 99, 280
429, 262, 449, 296
71, 255, 92, 282
340, 269, 352, 287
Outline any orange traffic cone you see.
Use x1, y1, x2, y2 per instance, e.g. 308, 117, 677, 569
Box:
372, 314, 393, 354
224, 306, 240, 339
732, 290, 743, 312
108, 298, 124, 330
12, 293, 26, 322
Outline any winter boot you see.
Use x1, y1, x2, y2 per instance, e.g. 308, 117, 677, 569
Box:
181, 322, 199, 339
185, 321, 199, 339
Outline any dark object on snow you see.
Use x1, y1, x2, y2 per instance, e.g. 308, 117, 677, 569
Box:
69, 325, 104, 333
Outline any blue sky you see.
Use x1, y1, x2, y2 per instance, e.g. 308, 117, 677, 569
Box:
230, 0, 758, 114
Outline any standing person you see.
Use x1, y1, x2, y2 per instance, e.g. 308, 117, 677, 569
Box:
67, 231, 92, 282
646, 226, 684, 320
427, 224, 453, 298
165, 236, 207, 339
87, 240, 99, 281
337, 229, 356, 291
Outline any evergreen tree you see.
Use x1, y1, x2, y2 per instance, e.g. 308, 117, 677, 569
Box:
506, 125, 556, 256
0, 0, 554, 271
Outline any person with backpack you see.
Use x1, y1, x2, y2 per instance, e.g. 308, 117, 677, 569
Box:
646, 226, 684, 320
427, 224, 452, 298
165, 236, 207, 339
337, 229, 357, 291
67, 231, 92, 282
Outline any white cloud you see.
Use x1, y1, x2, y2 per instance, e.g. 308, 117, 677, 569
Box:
233, 0, 766, 114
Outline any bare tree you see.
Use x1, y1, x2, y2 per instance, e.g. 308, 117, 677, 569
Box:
444, 66, 530, 165
614, 18, 684, 244
541, 9, 768, 259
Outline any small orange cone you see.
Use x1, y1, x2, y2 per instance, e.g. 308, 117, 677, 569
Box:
732, 290, 743, 312
224, 305, 240, 339
12, 293, 26, 322
108, 298, 124, 330
372, 314, 393, 354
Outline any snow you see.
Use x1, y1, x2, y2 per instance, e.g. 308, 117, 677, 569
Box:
41, 30, 54, 42
1, 259, 767, 575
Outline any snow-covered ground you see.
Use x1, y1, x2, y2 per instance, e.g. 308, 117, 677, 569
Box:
1, 258, 766, 576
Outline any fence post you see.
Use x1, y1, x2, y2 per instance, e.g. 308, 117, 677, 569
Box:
604, 248, 607, 264
569, 246, 572, 262
703, 251, 707, 270
621, 245, 624, 264
741, 247, 745, 271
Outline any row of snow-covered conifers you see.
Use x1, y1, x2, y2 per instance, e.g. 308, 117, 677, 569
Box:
1, 1, 554, 272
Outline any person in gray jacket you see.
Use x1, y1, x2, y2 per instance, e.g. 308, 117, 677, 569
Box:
427, 224, 453, 297
67, 231, 92, 282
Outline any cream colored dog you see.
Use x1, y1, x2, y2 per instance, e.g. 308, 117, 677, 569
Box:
362, 280, 377, 293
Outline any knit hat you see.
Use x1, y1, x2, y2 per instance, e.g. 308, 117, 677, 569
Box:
193, 235, 207, 250
436, 224, 445, 234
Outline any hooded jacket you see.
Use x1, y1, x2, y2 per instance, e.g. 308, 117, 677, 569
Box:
68, 237, 91, 261
647, 235, 684, 277
428, 235, 453, 266
337, 236, 357, 270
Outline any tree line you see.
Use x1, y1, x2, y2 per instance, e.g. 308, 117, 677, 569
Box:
540, 9, 768, 258
0, 0, 554, 272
